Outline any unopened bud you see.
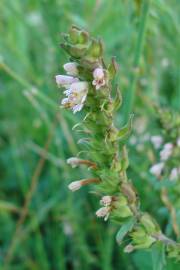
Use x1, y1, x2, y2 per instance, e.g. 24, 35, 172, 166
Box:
67, 157, 97, 169
67, 157, 81, 168
68, 180, 82, 192
68, 178, 100, 192
124, 244, 134, 253
63, 62, 78, 76
96, 206, 110, 221
55, 75, 78, 88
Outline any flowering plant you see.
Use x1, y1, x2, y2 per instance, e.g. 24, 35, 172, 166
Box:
55, 26, 180, 261
149, 108, 180, 239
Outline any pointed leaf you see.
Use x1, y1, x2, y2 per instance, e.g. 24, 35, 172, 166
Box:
108, 57, 119, 79
152, 242, 166, 270
113, 86, 122, 111
117, 114, 134, 140
116, 217, 135, 245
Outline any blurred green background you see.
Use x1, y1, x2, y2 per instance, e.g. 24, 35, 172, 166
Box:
0, 0, 179, 269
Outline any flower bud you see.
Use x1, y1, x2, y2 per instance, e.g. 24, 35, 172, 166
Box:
67, 157, 81, 168
68, 180, 82, 192
124, 244, 134, 253
69, 26, 89, 45
67, 157, 97, 169
86, 39, 103, 59
68, 178, 100, 192
96, 206, 110, 221
63, 62, 78, 76
55, 75, 78, 88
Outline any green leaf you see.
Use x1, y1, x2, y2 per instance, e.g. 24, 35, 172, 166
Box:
113, 85, 122, 111
116, 217, 135, 245
117, 114, 134, 140
108, 57, 119, 79
152, 242, 166, 270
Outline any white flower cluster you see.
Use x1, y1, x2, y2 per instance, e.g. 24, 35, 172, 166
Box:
150, 136, 180, 181
55, 64, 106, 113
96, 195, 112, 221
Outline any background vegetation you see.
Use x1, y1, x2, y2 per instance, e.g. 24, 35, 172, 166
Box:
0, 0, 179, 269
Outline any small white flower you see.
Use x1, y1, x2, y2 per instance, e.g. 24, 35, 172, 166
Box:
61, 81, 88, 113
164, 143, 173, 150
100, 196, 112, 206
68, 180, 82, 192
96, 206, 110, 221
124, 244, 134, 253
27, 12, 42, 26
150, 162, 164, 178
67, 157, 81, 168
63, 62, 78, 76
150, 135, 163, 149
160, 143, 173, 161
161, 58, 169, 68
63, 221, 73, 236
169, 168, 179, 181
55, 75, 79, 88
177, 137, 180, 147
92, 67, 106, 90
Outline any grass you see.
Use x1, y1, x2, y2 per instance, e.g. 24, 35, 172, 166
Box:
0, 0, 180, 269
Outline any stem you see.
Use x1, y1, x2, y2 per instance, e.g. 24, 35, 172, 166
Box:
124, 0, 151, 122
0, 62, 57, 110
161, 187, 180, 238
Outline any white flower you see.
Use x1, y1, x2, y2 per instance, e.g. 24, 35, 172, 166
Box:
177, 137, 180, 147
150, 135, 163, 149
100, 196, 112, 206
164, 143, 173, 150
55, 75, 79, 88
160, 143, 173, 161
169, 168, 179, 181
63, 221, 73, 236
61, 81, 88, 113
68, 180, 82, 192
68, 178, 99, 192
63, 62, 78, 76
96, 207, 110, 221
67, 157, 81, 168
150, 162, 164, 178
92, 67, 106, 90
124, 244, 134, 253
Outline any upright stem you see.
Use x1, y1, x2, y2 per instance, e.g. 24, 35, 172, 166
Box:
124, 0, 151, 122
